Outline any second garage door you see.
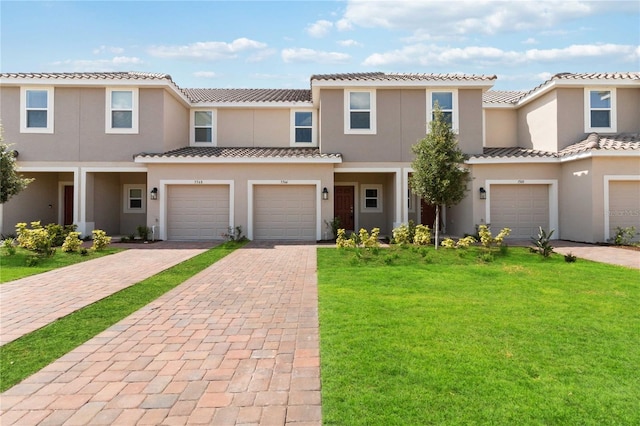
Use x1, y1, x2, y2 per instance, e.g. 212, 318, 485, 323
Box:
254, 185, 316, 240
167, 185, 229, 241
490, 184, 549, 239
609, 180, 640, 241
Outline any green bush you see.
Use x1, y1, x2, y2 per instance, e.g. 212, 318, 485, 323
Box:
137, 225, 150, 241
413, 224, 431, 246
2, 238, 17, 255
15, 221, 55, 258
61, 232, 83, 253
46, 223, 77, 247
609, 226, 637, 246
478, 225, 511, 251
91, 230, 112, 251
531, 227, 554, 258
336, 228, 380, 249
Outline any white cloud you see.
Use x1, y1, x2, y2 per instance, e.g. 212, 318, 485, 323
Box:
148, 38, 268, 60
193, 71, 217, 78
338, 39, 363, 47
50, 56, 142, 71
363, 43, 639, 67
306, 19, 333, 38
281, 48, 350, 64
522, 38, 538, 45
92, 45, 125, 55
339, 0, 632, 37
335, 18, 353, 31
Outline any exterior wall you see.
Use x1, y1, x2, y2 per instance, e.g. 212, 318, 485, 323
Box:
1, 173, 59, 235
556, 88, 586, 150
162, 92, 189, 152
517, 91, 558, 151
217, 109, 290, 147
446, 188, 474, 237
119, 172, 147, 235
93, 173, 120, 235
484, 108, 518, 148
617, 87, 640, 134
145, 163, 335, 240
457, 89, 484, 155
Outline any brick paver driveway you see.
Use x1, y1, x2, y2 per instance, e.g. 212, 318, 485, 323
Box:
0, 242, 321, 425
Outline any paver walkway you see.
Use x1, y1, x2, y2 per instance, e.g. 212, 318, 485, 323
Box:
552, 240, 640, 270
0, 242, 321, 425
0, 245, 209, 345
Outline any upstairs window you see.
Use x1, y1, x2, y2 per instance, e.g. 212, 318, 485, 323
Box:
20, 87, 54, 133
106, 88, 138, 133
344, 90, 376, 134
290, 109, 317, 146
427, 89, 458, 133
192, 110, 216, 144
585, 88, 616, 133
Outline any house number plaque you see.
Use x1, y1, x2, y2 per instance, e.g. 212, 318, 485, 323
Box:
194, 180, 203, 184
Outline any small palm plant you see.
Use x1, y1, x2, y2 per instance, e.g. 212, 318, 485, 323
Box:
531, 227, 554, 258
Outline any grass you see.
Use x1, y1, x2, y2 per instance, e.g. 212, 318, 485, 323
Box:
0, 246, 121, 283
0, 240, 246, 392
318, 246, 640, 425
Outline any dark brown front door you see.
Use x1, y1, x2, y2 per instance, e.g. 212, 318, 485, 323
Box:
64, 186, 74, 226
334, 186, 354, 231
421, 199, 440, 230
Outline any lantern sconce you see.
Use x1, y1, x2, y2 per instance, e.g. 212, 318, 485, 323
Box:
322, 187, 329, 200
150, 187, 158, 200
479, 187, 486, 200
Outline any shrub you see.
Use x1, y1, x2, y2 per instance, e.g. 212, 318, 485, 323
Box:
413, 224, 431, 246
564, 253, 577, 263
91, 230, 112, 251
61, 232, 83, 253
441, 235, 476, 249
46, 223, 77, 247
325, 217, 341, 240
359, 228, 381, 248
478, 225, 511, 252
336, 229, 356, 248
222, 226, 246, 241
15, 221, 55, 257
336, 228, 380, 249
609, 226, 637, 246
2, 238, 17, 255
441, 238, 456, 248
79, 247, 89, 256
531, 227, 554, 258
137, 225, 150, 241
392, 223, 411, 245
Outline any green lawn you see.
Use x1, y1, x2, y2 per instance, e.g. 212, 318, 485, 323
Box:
318, 246, 640, 425
0, 241, 246, 392
0, 247, 121, 283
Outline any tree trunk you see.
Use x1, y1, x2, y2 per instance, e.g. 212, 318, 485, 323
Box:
434, 204, 440, 250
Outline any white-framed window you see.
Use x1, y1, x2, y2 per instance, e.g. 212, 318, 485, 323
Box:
427, 89, 458, 133
20, 87, 54, 133
344, 90, 377, 134
290, 109, 317, 146
361, 184, 383, 213
123, 184, 146, 213
584, 88, 617, 133
191, 109, 217, 145
106, 88, 139, 134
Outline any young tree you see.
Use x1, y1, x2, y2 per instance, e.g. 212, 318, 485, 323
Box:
1, 126, 33, 203
410, 104, 469, 249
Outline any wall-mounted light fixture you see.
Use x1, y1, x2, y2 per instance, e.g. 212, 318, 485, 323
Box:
150, 187, 158, 200
322, 187, 329, 200
479, 187, 486, 200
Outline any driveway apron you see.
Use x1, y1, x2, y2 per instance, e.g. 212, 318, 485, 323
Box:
0, 242, 321, 425
1, 246, 208, 346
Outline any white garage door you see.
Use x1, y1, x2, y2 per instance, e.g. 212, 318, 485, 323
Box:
609, 181, 640, 241
490, 184, 549, 239
254, 185, 316, 240
167, 185, 229, 241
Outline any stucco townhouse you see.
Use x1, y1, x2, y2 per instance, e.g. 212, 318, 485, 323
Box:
0, 71, 638, 243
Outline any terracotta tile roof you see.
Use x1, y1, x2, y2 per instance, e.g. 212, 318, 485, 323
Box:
135, 146, 342, 160
182, 88, 311, 103
0, 71, 175, 82
483, 90, 528, 104
472, 133, 640, 160
311, 72, 496, 82
519, 72, 640, 102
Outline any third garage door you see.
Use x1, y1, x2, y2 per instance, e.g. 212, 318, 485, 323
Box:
254, 185, 316, 240
490, 184, 549, 239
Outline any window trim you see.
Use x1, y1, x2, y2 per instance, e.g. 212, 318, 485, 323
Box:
344, 89, 377, 135
123, 184, 146, 214
20, 87, 54, 134
105, 88, 139, 134
426, 89, 458, 133
290, 109, 317, 146
190, 109, 217, 145
361, 184, 383, 213
584, 87, 617, 133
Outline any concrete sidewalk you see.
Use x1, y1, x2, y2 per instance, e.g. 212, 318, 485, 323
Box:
0, 242, 321, 425
1, 244, 210, 346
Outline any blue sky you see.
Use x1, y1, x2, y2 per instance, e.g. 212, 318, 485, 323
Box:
1, 0, 638, 91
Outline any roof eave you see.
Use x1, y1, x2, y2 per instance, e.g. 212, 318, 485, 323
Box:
189, 101, 314, 108
134, 156, 342, 164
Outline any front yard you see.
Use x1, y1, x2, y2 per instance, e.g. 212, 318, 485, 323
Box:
318, 246, 639, 425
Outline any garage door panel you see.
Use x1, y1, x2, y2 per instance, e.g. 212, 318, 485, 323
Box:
167, 185, 229, 241
609, 181, 640, 239
491, 184, 550, 239
254, 185, 316, 240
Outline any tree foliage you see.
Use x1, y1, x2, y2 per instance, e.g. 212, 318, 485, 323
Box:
409, 103, 469, 248
1, 127, 33, 203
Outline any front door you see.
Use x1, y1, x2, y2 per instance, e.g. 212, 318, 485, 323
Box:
63, 185, 74, 226
334, 186, 354, 231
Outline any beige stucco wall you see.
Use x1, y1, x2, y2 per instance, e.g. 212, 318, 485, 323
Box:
145, 163, 335, 240
518, 91, 558, 151
556, 88, 586, 150
162, 92, 189, 152
559, 158, 595, 242
617, 87, 640, 134
457, 89, 484, 155
217, 109, 290, 147
1, 172, 60, 235
484, 109, 518, 148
